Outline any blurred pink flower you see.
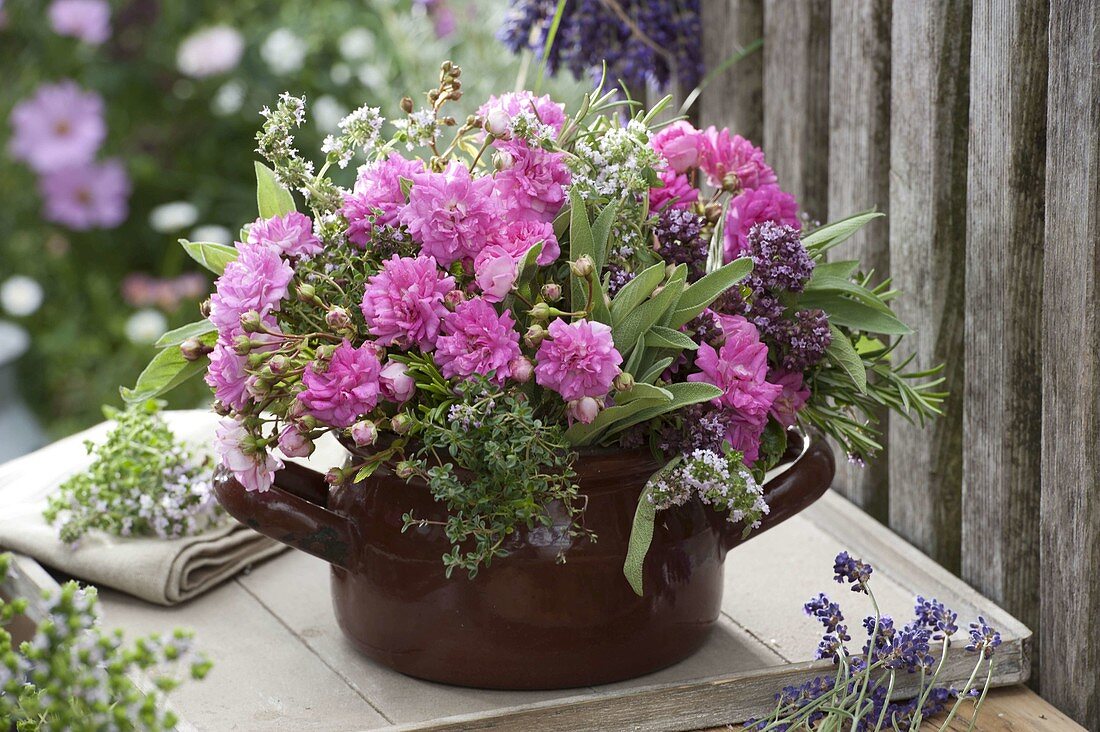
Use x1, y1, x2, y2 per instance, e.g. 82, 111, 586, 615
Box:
701, 127, 776, 191
209, 241, 293, 341
477, 91, 566, 137
48, 0, 110, 44
493, 140, 571, 222
649, 169, 699, 212
652, 121, 706, 173
205, 344, 250, 411
9, 81, 105, 173
38, 159, 130, 230
342, 153, 424, 246
769, 370, 811, 428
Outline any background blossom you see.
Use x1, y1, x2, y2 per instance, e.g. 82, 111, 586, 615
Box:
8, 81, 105, 173
38, 160, 130, 230
48, 0, 110, 44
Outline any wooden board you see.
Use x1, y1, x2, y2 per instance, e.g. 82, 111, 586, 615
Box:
94, 491, 1030, 731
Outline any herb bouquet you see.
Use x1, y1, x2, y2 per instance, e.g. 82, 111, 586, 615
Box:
127, 64, 943, 687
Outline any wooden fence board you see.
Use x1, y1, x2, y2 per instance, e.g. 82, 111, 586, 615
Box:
700, 0, 764, 142
961, 0, 1047, 680
826, 0, 892, 521
886, 0, 971, 574
762, 0, 830, 222
1039, 0, 1100, 727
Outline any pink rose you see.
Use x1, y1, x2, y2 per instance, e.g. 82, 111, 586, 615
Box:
473, 246, 518, 302
277, 425, 315, 458
379, 360, 416, 403
652, 121, 706, 173
567, 396, 600, 424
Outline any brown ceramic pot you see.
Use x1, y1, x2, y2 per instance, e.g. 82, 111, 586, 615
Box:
213, 430, 834, 689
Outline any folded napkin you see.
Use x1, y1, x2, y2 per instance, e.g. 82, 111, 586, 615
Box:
0, 409, 346, 605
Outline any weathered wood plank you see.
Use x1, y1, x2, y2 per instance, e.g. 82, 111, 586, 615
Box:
699, 0, 764, 142
886, 0, 970, 574
961, 0, 1047, 683
826, 0, 892, 520
762, 0, 830, 221
98, 581, 389, 730
1040, 0, 1100, 727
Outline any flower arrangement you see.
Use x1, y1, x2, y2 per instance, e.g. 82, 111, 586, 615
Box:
0, 553, 211, 730
127, 63, 943, 587
749, 551, 1001, 730
44, 400, 220, 544
0, 0, 585, 435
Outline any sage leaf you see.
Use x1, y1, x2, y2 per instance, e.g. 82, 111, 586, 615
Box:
826, 324, 868, 393
798, 292, 912, 335
611, 264, 686, 352
120, 335, 213, 404
623, 484, 657, 596
255, 162, 296, 218
610, 262, 665, 323
180, 239, 238, 275
644, 325, 699, 351
668, 257, 753, 328
563, 396, 667, 446
802, 211, 884, 256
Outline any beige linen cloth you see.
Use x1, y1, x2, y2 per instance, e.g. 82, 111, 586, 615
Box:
0, 409, 346, 605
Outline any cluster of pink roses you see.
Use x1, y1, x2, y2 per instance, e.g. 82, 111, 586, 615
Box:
648, 121, 800, 259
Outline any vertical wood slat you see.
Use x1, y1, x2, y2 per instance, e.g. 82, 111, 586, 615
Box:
886, 0, 970, 574
762, 0, 830, 222
1040, 0, 1100, 726
961, 0, 1047, 678
699, 0, 764, 142
826, 0, 892, 521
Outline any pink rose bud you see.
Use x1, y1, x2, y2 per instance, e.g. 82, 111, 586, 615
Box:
267, 354, 288, 375
444, 288, 467, 311
325, 467, 346, 485
232, 334, 254, 356
325, 307, 352, 330
278, 425, 315, 458
474, 250, 517, 303
612, 371, 635, 392
394, 460, 417, 480
524, 323, 547, 348
509, 356, 534, 383
484, 107, 511, 137
390, 412, 413, 434
179, 337, 212, 361
285, 398, 307, 421
540, 282, 562, 302
379, 360, 416, 403
240, 310, 263, 333
350, 420, 378, 447
567, 397, 600, 425
570, 255, 595, 278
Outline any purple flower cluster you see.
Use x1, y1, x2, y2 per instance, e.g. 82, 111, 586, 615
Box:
833, 551, 873, 592
653, 207, 709, 281
498, 0, 702, 92
744, 221, 815, 294
8, 80, 131, 231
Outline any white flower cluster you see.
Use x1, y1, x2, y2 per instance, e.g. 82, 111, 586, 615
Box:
393, 108, 440, 151
507, 109, 557, 147
321, 104, 385, 169
257, 93, 315, 190
568, 119, 663, 200
647, 448, 769, 528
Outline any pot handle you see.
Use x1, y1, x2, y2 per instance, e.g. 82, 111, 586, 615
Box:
212, 462, 358, 570
722, 432, 836, 553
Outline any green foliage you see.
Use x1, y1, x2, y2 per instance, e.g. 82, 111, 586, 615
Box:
0, 552, 211, 730
400, 378, 590, 578
43, 401, 220, 543
121, 331, 214, 404
254, 162, 297, 218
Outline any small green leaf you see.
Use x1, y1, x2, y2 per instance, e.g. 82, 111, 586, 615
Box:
154, 320, 215, 348
121, 337, 213, 404
611, 265, 686, 353
798, 292, 912, 335
568, 189, 596, 313
804, 273, 893, 314
615, 383, 674, 404
826, 324, 868, 393
802, 211, 884, 256
668, 258, 753, 328
563, 396, 667, 446
638, 357, 674, 384
644, 325, 698, 351
610, 263, 666, 323
623, 485, 657, 596
180, 239, 238, 275
354, 462, 381, 482
605, 381, 724, 436
399, 176, 415, 199
812, 260, 861, 279
590, 196, 622, 273
515, 241, 545, 288
255, 162, 296, 218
